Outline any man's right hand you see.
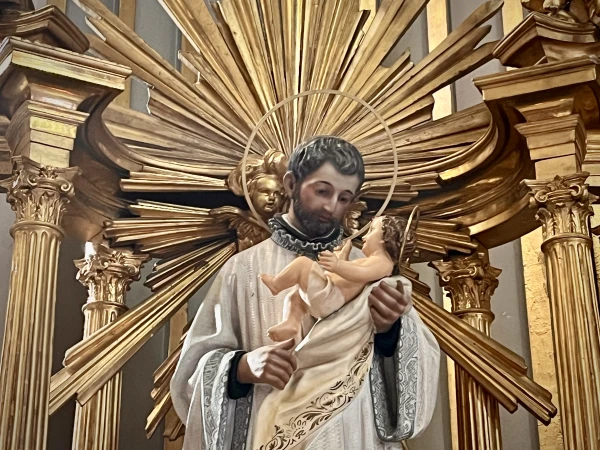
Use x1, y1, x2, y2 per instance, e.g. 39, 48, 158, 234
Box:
237, 338, 298, 390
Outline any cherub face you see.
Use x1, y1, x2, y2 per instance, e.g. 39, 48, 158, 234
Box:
361, 217, 384, 256
251, 175, 284, 218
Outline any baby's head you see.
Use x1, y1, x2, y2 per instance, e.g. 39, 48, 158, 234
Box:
379, 216, 406, 263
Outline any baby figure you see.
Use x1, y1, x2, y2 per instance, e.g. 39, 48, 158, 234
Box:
260, 215, 408, 342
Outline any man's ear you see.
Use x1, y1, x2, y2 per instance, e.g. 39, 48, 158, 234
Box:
283, 172, 295, 197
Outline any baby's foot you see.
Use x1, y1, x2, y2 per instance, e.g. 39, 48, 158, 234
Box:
260, 274, 281, 296
267, 320, 300, 342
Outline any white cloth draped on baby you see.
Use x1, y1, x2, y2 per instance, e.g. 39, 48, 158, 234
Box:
252, 275, 412, 450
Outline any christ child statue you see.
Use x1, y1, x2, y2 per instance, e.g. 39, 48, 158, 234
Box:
261, 214, 407, 341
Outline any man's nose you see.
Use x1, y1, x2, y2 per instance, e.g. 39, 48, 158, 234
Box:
323, 199, 336, 213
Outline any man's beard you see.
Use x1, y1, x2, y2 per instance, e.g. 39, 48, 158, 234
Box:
292, 188, 341, 237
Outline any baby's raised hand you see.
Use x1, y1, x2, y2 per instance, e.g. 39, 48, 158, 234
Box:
318, 250, 339, 272
333, 240, 352, 261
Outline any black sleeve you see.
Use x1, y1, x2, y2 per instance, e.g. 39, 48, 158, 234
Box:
374, 319, 401, 358
227, 351, 253, 400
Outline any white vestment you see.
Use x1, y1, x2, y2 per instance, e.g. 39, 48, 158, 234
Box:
171, 238, 440, 450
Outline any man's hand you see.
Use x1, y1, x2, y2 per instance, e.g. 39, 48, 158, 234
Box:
237, 338, 297, 390
369, 280, 412, 333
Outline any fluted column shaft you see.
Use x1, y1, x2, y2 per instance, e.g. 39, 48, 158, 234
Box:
0, 159, 77, 450
432, 252, 503, 450
72, 243, 146, 450
526, 174, 600, 450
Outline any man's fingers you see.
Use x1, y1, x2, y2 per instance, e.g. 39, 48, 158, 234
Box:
370, 306, 386, 328
273, 347, 298, 368
380, 280, 405, 299
369, 294, 396, 319
395, 280, 405, 295
368, 289, 397, 311
270, 354, 296, 377
277, 337, 296, 351
264, 374, 286, 390
266, 364, 291, 384
371, 285, 406, 314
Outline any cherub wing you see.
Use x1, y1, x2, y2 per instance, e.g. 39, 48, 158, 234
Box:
209, 206, 250, 230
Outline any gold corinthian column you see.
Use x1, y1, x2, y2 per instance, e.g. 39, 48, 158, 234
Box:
0, 157, 78, 450
525, 174, 600, 449
431, 251, 502, 450
72, 243, 147, 450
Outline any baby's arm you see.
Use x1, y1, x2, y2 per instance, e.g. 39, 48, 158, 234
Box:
319, 252, 393, 284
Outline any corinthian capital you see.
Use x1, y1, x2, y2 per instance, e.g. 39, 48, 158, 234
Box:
525, 173, 597, 238
0, 157, 78, 227
430, 252, 502, 313
75, 243, 148, 305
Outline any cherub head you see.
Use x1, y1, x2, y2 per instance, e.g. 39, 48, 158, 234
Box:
249, 173, 285, 219
362, 215, 415, 263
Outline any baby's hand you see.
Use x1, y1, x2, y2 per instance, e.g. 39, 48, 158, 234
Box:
318, 251, 339, 272
333, 240, 352, 261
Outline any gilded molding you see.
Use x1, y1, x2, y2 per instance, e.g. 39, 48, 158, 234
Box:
0, 6, 89, 52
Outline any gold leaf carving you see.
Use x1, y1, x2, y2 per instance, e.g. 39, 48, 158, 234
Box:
0, 157, 78, 227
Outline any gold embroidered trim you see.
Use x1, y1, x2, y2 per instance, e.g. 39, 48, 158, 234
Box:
257, 340, 373, 450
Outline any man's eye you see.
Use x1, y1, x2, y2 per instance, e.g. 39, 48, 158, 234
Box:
339, 197, 351, 204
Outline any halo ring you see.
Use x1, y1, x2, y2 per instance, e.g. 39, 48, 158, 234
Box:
242, 89, 398, 241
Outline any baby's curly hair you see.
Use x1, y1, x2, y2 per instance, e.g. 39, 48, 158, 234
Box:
380, 215, 417, 264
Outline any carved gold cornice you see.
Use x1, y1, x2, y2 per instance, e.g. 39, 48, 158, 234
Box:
475, 55, 599, 102
494, 12, 600, 68
0, 6, 88, 52
0, 37, 129, 97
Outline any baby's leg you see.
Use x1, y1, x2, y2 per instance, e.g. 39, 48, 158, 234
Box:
268, 289, 308, 342
260, 256, 314, 295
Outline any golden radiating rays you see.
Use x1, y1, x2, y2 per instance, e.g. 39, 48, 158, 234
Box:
75, 0, 501, 194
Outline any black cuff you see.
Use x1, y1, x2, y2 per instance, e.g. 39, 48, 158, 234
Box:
227, 351, 253, 400
374, 319, 401, 358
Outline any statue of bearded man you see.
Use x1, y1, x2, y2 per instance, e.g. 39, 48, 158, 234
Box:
171, 136, 440, 450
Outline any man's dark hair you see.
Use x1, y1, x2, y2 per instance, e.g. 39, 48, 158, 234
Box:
287, 135, 365, 187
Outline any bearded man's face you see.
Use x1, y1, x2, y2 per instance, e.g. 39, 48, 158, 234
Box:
289, 162, 361, 238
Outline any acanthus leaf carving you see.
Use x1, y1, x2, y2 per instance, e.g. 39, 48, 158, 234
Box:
0, 158, 79, 227
75, 243, 148, 305
525, 173, 598, 239
430, 252, 502, 313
